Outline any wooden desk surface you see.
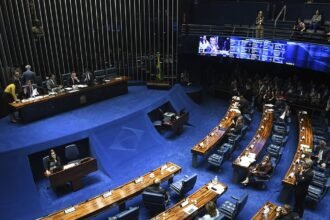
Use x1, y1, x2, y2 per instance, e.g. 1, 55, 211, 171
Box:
191, 101, 239, 155
252, 201, 278, 220
233, 107, 274, 169
282, 112, 313, 186
151, 181, 227, 220
41, 162, 181, 220
10, 76, 128, 109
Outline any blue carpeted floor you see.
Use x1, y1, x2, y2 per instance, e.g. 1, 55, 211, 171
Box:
0, 85, 329, 220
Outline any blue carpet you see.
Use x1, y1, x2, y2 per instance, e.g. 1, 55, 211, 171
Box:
0, 85, 329, 220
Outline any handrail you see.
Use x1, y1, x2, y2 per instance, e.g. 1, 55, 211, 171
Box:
274, 5, 287, 28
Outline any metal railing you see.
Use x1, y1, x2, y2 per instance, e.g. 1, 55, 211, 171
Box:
274, 5, 287, 28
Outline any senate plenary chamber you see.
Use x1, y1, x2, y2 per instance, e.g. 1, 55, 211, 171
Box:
0, 0, 329, 219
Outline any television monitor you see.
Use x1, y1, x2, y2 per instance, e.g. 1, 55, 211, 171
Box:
198, 35, 330, 73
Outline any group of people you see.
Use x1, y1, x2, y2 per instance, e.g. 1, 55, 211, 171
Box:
1, 65, 96, 123
255, 9, 329, 41
292, 9, 326, 38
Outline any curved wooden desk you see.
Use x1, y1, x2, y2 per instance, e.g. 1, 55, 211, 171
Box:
232, 105, 274, 183
191, 99, 241, 167
252, 201, 278, 220
40, 162, 181, 220
151, 181, 227, 220
10, 76, 128, 123
279, 111, 313, 203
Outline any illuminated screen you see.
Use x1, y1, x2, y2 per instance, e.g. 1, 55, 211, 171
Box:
198, 35, 330, 72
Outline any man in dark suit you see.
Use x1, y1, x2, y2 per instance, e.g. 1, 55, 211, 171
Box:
46, 74, 58, 92
294, 159, 314, 218
313, 140, 330, 168
21, 65, 36, 85
145, 178, 170, 204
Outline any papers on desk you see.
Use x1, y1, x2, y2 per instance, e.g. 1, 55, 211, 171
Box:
239, 154, 256, 167
134, 176, 144, 184
164, 112, 175, 117
64, 206, 75, 214
65, 87, 73, 91
207, 183, 225, 195
77, 84, 88, 88
183, 204, 198, 215
166, 165, 177, 172
63, 163, 78, 170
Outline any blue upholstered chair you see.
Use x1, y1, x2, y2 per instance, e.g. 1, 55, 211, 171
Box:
273, 124, 289, 135
218, 193, 248, 219
170, 174, 197, 196
42, 156, 50, 170
65, 144, 80, 164
267, 144, 283, 163
208, 151, 225, 169
252, 158, 276, 189
271, 134, 288, 146
306, 178, 330, 207
142, 191, 167, 213
108, 206, 139, 220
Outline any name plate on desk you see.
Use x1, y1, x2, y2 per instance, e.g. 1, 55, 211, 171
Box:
207, 183, 225, 195
183, 204, 198, 215
102, 190, 113, 198
64, 206, 75, 214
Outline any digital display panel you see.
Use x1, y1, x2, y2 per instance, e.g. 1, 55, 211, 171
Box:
198, 35, 330, 72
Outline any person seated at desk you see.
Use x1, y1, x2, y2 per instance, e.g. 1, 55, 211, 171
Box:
46, 74, 58, 92
312, 140, 330, 168
44, 149, 62, 176
82, 69, 95, 86
145, 178, 170, 204
241, 154, 273, 186
69, 72, 80, 86
198, 201, 220, 220
275, 204, 299, 220
229, 116, 244, 135
3, 80, 20, 123
23, 80, 38, 99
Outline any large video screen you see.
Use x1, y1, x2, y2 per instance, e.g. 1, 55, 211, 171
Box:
198, 35, 330, 72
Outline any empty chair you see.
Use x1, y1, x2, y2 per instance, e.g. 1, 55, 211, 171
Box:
170, 174, 197, 196
267, 144, 283, 163
306, 178, 330, 207
65, 144, 80, 164
142, 191, 167, 213
227, 134, 241, 150
218, 193, 248, 219
208, 151, 225, 169
108, 206, 139, 220
273, 124, 289, 135
271, 134, 288, 146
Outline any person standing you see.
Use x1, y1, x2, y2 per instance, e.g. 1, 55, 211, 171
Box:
21, 65, 36, 85
294, 159, 313, 218
256, 10, 265, 38
3, 81, 20, 123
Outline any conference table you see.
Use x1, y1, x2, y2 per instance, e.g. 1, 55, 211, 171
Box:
49, 157, 97, 191
191, 98, 240, 167
252, 201, 278, 220
151, 181, 227, 220
40, 162, 181, 220
232, 105, 274, 183
10, 76, 128, 123
279, 111, 313, 203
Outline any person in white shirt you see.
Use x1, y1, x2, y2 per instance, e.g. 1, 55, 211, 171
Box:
199, 201, 220, 220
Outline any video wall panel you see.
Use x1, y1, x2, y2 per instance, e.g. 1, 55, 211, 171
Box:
198, 35, 330, 72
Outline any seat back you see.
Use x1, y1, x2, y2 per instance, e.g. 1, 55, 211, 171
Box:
181, 174, 197, 195
65, 144, 79, 161
142, 191, 167, 212
42, 156, 49, 170
236, 193, 248, 213
108, 206, 139, 220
